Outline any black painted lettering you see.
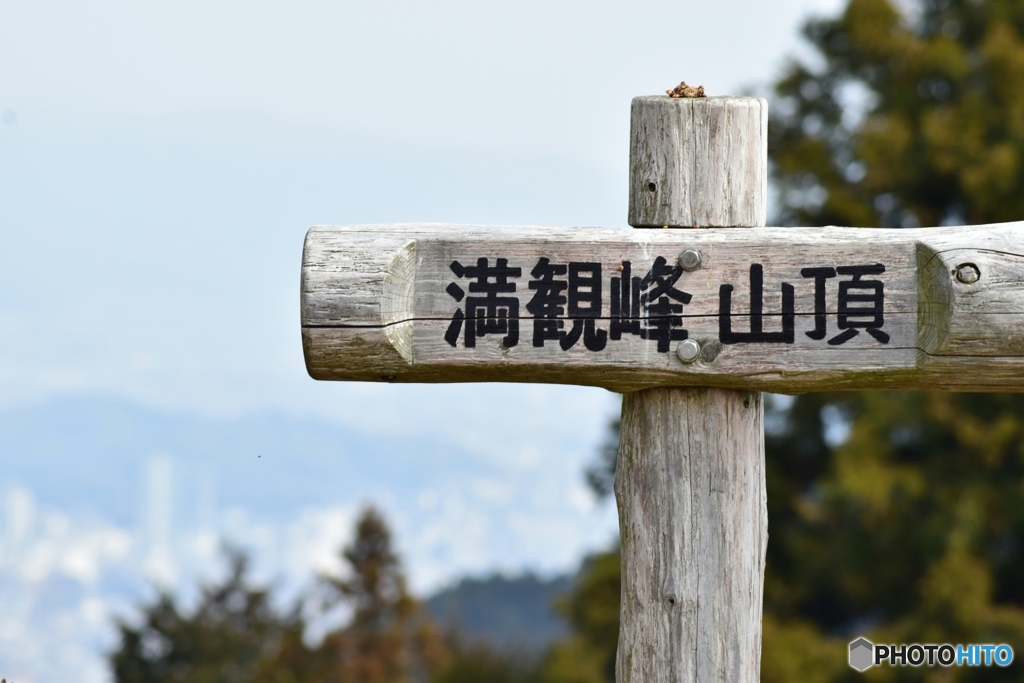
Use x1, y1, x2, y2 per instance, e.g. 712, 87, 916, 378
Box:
829, 264, 890, 345
719, 264, 795, 344
800, 267, 836, 340
445, 258, 521, 348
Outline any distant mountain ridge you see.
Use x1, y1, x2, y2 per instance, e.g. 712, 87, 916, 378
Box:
0, 393, 485, 526
426, 572, 572, 653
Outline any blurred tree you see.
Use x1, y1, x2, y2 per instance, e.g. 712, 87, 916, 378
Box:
539, 551, 621, 683
761, 392, 1024, 682
766, 0, 1024, 679
310, 505, 448, 683
584, 416, 619, 500
110, 549, 304, 683
430, 642, 539, 683
771, 0, 1024, 228
111, 507, 449, 683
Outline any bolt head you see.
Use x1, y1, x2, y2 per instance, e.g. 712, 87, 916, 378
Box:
678, 249, 702, 271
955, 263, 980, 284
677, 339, 701, 363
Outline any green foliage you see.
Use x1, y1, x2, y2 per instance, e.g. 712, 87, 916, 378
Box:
570, 0, 1024, 675
115, 1, 1024, 680
110, 507, 448, 683
310, 506, 429, 683
584, 417, 619, 500
766, 0, 1024, 678
539, 551, 621, 683
771, 0, 1024, 227
548, 552, 618, 679
538, 639, 607, 683
762, 392, 1024, 681
425, 550, 622, 683
430, 643, 538, 683
759, 615, 846, 683
110, 549, 304, 683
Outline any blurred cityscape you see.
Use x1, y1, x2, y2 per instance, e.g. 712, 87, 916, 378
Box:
0, 396, 617, 682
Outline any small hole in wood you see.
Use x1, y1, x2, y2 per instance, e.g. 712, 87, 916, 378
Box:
954, 263, 980, 284
667, 596, 676, 606
647, 182, 657, 192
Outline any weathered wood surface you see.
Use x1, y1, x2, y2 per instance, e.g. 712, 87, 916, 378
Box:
616, 388, 766, 683
301, 221, 1024, 393
628, 96, 767, 228
618, 95, 765, 683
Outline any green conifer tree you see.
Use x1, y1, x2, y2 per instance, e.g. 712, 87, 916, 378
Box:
110, 549, 300, 683
110, 508, 449, 683
771, 0, 1024, 228
314, 506, 446, 683
764, 2, 1024, 678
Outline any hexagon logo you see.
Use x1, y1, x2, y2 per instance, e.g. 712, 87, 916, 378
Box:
849, 637, 874, 671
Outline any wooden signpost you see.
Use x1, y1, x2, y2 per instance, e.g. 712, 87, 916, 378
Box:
300, 95, 1024, 682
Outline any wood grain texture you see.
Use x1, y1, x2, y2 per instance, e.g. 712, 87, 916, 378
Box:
628, 96, 767, 228
617, 96, 765, 683
616, 389, 767, 683
300, 222, 1024, 393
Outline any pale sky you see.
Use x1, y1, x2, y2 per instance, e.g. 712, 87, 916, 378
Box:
0, 0, 843, 436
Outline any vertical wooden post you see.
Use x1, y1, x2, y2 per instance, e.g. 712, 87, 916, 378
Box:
616, 96, 768, 683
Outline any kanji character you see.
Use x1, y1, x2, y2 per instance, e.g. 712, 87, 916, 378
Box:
444, 258, 521, 348
611, 256, 692, 352
640, 256, 692, 352
526, 258, 606, 351
719, 263, 795, 344
828, 264, 889, 345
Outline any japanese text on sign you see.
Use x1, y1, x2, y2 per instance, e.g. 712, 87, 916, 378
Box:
443, 257, 889, 351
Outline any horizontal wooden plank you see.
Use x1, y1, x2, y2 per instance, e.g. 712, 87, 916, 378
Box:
301, 222, 1024, 393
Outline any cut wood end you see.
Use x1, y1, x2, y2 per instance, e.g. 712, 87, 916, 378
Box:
666, 82, 706, 98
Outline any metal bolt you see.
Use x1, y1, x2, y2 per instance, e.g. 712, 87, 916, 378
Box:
677, 339, 701, 363
678, 248, 702, 272
954, 263, 980, 284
